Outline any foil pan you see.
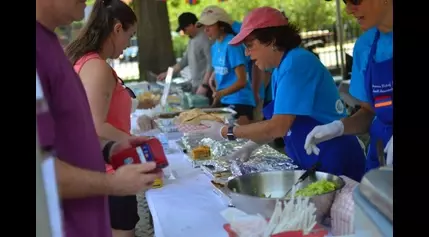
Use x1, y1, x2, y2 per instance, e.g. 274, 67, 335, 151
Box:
198, 138, 297, 177
181, 133, 207, 151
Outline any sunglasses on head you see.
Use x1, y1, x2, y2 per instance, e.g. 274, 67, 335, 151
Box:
343, 0, 362, 5
118, 77, 136, 99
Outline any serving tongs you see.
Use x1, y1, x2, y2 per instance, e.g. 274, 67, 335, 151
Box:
283, 161, 321, 198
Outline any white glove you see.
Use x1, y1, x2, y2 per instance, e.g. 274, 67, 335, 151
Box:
226, 141, 260, 162
304, 120, 344, 155
198, 120, 227, 141
384, 136, 393, 165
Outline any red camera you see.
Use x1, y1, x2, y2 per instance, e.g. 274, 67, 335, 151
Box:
110, 138, 169, 171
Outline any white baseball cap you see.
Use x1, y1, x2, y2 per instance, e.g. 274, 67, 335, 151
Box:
197, 5, 233, 26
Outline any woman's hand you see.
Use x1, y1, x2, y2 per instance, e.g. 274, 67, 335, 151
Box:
211, 90, 224, 107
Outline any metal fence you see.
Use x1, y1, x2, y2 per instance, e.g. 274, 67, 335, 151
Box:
304, 20, 363, 77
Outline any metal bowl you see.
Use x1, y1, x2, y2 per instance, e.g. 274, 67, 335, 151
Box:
226, 170, 345, 224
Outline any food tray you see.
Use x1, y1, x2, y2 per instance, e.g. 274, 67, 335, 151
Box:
201, 164, 230, 180
155, 107, 236, 119
156, 111, 183, 119
176, 140, 213, 168
200, 107, 237, 115
211, 179, 233, 207
176, 140, 187, 153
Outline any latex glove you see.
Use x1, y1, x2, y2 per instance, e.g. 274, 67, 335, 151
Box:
384, 136, 393, 165
304, 120, 344, 155
226, 141, 260, 162
198, 120, 227, 141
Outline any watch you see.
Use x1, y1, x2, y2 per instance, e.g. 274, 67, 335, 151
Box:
227, 126, 236, 141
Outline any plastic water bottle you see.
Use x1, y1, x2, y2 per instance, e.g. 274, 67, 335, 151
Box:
156, 133, 171, 154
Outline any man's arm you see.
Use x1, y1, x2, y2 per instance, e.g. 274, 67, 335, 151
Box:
175, 49, 189, 74
55, 159, 114, 199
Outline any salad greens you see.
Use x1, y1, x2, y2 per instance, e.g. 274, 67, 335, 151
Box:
294, 179, 337, 197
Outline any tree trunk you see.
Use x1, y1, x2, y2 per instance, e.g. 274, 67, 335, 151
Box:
134, 0, 175, 81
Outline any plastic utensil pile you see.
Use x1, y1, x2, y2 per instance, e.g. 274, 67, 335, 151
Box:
221, 187, 318, 237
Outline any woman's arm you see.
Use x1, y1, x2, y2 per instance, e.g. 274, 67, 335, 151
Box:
79, 59, 130, 141
221, 114, 295, 143
209, 71, 216, 92
217, 65, 247, 97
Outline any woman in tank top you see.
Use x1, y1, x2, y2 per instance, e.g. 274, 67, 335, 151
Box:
65, 1, 156, 237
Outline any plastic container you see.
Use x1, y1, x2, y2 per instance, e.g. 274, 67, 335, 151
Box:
110, 138, 169, 171
156, 133, 173, 154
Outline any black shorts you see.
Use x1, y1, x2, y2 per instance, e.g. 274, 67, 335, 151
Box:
108, 195, 139, 230
222, 103, 254, 121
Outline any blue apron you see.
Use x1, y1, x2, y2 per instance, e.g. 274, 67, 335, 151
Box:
364, 31, 393, 171
263, 70, 366, 182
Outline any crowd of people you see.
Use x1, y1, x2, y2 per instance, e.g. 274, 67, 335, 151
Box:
36, 0, 393, 236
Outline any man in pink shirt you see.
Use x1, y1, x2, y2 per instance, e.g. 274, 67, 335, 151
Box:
36, 0, 162, 236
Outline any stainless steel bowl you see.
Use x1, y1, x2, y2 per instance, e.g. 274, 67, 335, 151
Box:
226, 170, 345, 224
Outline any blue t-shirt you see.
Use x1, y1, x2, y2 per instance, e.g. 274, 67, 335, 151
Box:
231, 21, 242, 34
211, 33, 255, 106
264, 68, 274, 102
232, 21, 265, 101
349, 28, 393, 103
272, 47, 347, 124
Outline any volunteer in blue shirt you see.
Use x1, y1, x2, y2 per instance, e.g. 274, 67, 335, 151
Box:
198, 6, 255, 125
232, 19, 267, 121
196, 7, 366, 181
305, 0, 393, 171
232, 21, 242, 35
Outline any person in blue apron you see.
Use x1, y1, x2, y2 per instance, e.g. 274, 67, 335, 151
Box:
195, 7, 366, 182
304, 0, 393, 171
197, 6, 256, 125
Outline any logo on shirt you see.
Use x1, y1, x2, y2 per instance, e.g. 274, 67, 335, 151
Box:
287, 130, 292, 136
335, 99, 345, 114
124, 157, 134, 165
214, 66, 228, 75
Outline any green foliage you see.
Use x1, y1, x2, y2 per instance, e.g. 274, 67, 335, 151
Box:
166, 0, 358, 54
172, 35, 189, 58
87, 0, 96, 6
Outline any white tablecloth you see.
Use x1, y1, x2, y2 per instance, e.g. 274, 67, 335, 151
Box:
145, 141, 229, 237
